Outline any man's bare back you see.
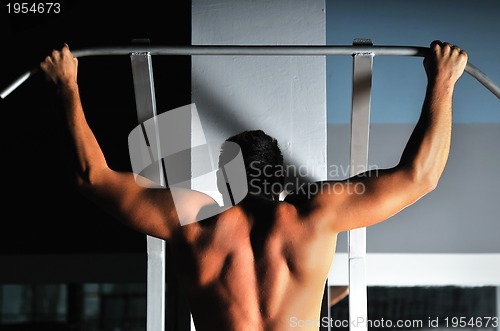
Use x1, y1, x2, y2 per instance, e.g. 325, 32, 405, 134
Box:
39, 40, 467, 331
171, 195, 336, 331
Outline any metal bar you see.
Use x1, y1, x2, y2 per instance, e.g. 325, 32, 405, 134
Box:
130, 51, 166, 331
348, 39, 373, 331
2, 45, 499, 99
0, 69, 36, 99
70, 45, 429, 57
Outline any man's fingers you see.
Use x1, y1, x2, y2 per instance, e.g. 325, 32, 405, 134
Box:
430, 40, 442, 49
61, 43, 77, 66
51, 49, 61, 60
46, 43, 72, 63
62, 43, 71, 55
429, 40, 465, 58
39, 60, 54, 82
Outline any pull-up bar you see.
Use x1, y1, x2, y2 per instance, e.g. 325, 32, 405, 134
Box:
1, 45, 499, 99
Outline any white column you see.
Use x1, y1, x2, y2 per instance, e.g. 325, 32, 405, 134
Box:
192, 1, 327, 330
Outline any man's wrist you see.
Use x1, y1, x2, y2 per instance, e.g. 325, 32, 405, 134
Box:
57, 81, 79, 94
427, 77, 455, 95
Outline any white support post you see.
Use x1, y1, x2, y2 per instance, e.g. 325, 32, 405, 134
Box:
130, 49, 166, 331
348, 38, 373, 331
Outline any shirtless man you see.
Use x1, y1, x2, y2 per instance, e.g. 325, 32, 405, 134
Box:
40, 40, 467, 331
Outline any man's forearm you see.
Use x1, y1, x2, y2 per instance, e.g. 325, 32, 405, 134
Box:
398, 79, 454, 187
59, 83, 108, 183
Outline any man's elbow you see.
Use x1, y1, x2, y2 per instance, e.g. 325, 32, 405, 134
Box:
73, 172, 93, 198
418, 172, 440, 196
74, 173, 89, 190
405, 165, 440, 196
74, 168, 107, 191
425, 176, 439, 194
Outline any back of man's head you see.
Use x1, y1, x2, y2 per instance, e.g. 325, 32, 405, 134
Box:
220, 130, 285, 196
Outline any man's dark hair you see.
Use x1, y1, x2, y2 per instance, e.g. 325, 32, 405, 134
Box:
220, 130, 285, 194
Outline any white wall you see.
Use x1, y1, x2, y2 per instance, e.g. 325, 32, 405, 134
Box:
191, 0, 327, 197
190, 1, 327, 329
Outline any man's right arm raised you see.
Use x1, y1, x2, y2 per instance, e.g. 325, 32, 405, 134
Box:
310, 40, 468, 233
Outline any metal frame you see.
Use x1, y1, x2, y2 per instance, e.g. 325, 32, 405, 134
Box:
130, 50, 167, 331
348, 38, 373, 331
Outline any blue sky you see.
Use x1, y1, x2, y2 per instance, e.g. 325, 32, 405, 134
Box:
326, 0, 500, 124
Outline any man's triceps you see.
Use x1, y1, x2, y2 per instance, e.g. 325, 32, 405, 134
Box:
324, 167, 429, 232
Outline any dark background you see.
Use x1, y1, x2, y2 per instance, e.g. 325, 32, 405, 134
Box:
0, 0, 192, 254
